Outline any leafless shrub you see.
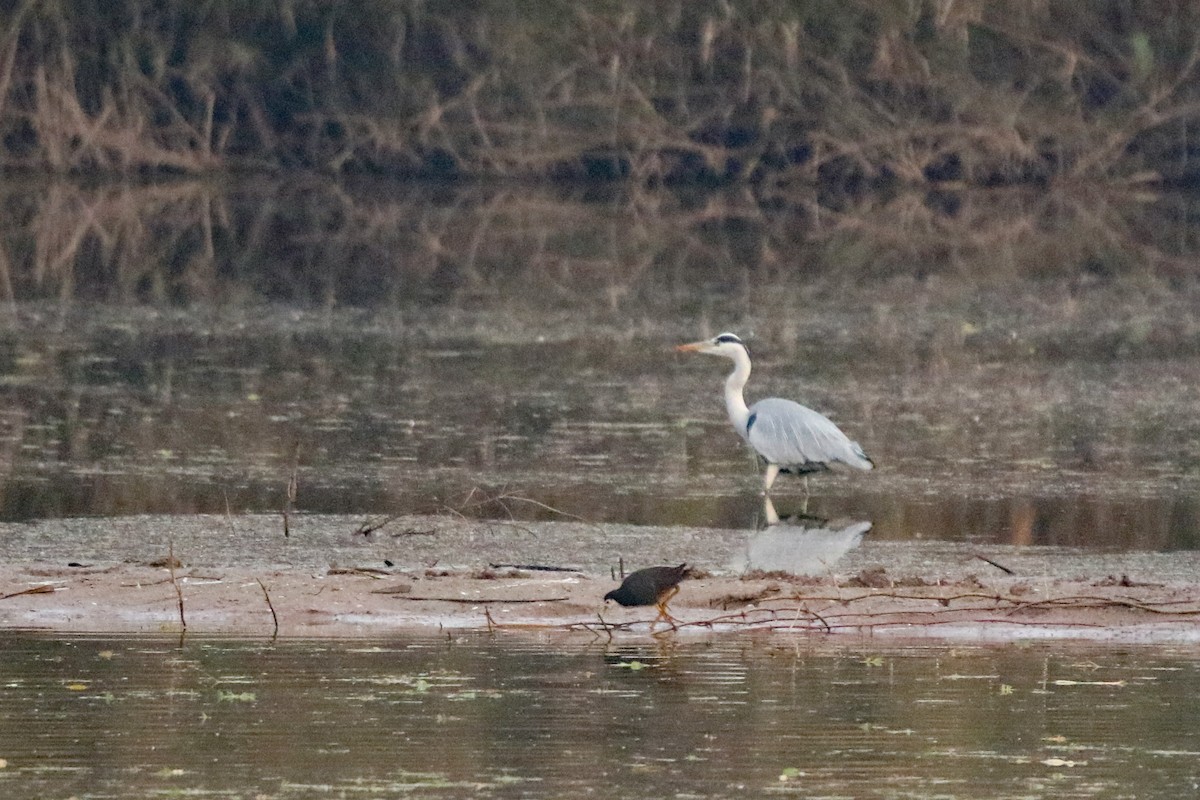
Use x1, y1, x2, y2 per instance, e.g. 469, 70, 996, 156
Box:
2, 2, 1199, 186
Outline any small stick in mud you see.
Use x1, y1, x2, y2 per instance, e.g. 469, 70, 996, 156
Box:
611, 556, 624, 581
352, 518, 435, 538
257, 578, 279, 638
168, 541, 186, 631
391, 594, 570, 603
354, 515, 399, 537
1, 584, 59, 600
488, 563, 582, 573
331, 567, 390, 578
975, 554, 1016, 575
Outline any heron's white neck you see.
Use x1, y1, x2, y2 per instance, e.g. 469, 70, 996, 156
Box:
723, 347, 752, 435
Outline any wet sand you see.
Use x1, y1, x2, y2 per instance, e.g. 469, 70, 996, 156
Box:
3, 562, 1200, 644
2, 514, 1199, 643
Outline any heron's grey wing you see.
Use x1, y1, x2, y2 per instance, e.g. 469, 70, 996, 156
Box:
746, 398, 870, 469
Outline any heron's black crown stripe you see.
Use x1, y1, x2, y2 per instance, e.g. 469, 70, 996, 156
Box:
715, 334, 742, 344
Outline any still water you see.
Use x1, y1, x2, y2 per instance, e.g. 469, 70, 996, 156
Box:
0, 180, 1198, 549
1, 633, 1198, 799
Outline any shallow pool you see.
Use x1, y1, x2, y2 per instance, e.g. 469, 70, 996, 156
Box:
1, 633, 1197, 798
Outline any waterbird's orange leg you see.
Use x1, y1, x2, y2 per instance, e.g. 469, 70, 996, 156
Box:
654, 585, 681, 623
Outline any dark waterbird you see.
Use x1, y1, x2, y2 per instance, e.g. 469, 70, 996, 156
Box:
677, 332, 873, 493
603, 564, 690, 622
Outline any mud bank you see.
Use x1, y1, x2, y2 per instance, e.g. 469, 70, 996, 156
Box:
2, 514, 1199, 644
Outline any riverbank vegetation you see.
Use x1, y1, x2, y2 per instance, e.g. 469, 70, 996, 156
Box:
2, 1, 1200, 191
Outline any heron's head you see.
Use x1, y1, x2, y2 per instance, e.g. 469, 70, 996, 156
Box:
676, 332, 748, 359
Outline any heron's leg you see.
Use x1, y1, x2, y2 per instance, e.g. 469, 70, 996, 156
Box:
762, 494, 780, 526
795, 475, 813, 514
762, 463, 780, 493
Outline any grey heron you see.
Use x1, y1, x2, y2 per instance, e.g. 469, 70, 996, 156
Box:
676, 332, 873, 493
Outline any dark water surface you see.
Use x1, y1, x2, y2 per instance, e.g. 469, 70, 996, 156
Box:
0, 633, 1198, 799
0, 180, 1198, 550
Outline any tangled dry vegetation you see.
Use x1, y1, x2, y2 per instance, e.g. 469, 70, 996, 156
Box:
2, 1, 1200, 190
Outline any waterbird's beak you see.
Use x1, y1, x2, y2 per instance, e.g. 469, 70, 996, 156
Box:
675, 340, 707, 353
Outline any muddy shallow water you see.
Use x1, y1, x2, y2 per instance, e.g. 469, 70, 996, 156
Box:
0, 180, 1198, 553
1, 633, 1198, 799
0, 298, 1197, 552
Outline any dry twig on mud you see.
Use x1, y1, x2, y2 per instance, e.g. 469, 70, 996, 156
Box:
488, 563, 582, 573
328, 567, 391, 578
392, 594, 569, 604
168, 541, 186, 632
257, 578, 279, 638
975, 554, 1016, 575
476, 588, 1200, 637
449, 487, 608, 537
353, 515, 404, 537
0, 584, 59, 600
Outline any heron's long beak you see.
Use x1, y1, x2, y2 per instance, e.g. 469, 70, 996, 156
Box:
675, 340, 707, 353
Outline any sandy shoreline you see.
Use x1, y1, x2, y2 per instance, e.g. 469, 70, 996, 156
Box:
2, 513, 1199, 643
3, 560, 1200, 644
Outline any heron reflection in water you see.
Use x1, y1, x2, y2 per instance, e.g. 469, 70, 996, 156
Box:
730, 494, 871, 576
676, 333, 873, 495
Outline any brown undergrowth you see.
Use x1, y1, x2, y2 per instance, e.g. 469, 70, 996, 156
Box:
3, 3, 1200, 187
